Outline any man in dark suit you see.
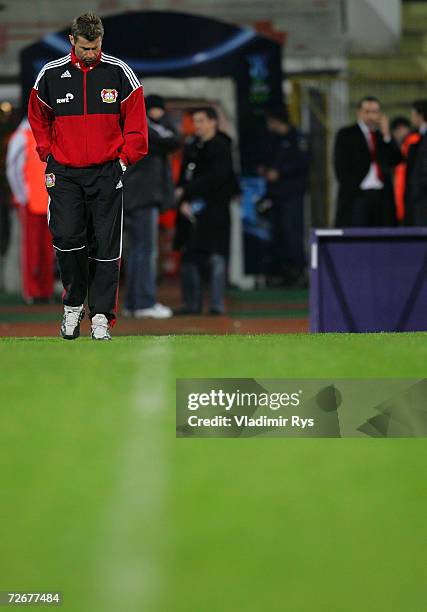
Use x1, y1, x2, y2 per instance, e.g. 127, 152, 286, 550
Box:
405, 99, 427, 226
334, 96, 401, 227
174, 107, 237, 315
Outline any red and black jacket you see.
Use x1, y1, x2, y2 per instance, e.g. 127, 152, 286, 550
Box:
28, 47, 148, 168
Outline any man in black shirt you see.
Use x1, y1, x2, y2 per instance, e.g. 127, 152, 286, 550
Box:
258, 108, 309, 286
123, 95, 180, 319
174, 107, 237, 315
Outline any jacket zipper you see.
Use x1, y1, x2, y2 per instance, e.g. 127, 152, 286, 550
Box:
83, 71, 88, 166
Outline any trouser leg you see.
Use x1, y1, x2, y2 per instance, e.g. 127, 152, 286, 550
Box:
270, 201, 284, 274
124, 213, 137, 310
282, 194, 305, 271
18, 205, 31, 301
181, 248, 202, 312
56, 250, 88, 306
414, 199, 427, 226
88, 258, 120, 319
29, 213, 44, 298
38, 214, 54, 298
209, 253, 226, 312
125, 206, 158, 310
367, 190, 391, 226
85, 160, 123, 323
45, 164, 88, 307
140, 207, 159, 309
271, 196, 305, 271
27, 211, 54, 299
349, 190, 391, 227
348, 192, 371, 227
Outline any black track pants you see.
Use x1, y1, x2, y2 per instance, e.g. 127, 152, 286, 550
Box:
46, 156, 124, 324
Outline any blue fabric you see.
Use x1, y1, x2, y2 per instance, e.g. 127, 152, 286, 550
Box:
124, 206, 158, 310
271, 193, 306, 270
181, 250, 226, 313
264, 128, 309, 197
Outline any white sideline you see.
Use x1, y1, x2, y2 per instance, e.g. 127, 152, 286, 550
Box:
93, 339, 171, 611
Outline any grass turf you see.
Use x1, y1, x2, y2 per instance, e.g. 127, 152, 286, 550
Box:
1, 333, 427, 612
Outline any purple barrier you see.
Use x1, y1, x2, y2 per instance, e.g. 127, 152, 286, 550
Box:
310, 228, 427, 333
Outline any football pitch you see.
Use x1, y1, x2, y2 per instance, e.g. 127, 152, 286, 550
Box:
1, 333, 427, 612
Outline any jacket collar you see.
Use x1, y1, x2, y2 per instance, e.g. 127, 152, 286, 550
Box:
71, 46, 101, 72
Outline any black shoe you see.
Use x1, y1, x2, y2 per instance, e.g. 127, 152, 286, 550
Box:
208, 309, 226, 316
173, 307, 202, 316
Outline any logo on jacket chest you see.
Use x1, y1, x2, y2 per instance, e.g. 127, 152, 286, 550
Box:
101, 89, 118, 103
56, 93, 74, 104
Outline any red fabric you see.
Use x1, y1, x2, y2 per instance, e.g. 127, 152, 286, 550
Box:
368, 131, 383, 181
18, 205, 54, 300
29, 97, 147, 168
48, 114, 126, 167
159, 209, 176, 229
402, 131, 421, 157
394, 132, 422, 222
28, 49, 148, 167
394, 163, 406, 222
28, 89, 54, 162
70, 47, 101, 72
119, 87, 148, 165
23, 128, 49, 214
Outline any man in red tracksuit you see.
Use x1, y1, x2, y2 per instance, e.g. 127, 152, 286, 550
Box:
6, 118, 55, 303
28, 12, 148, 340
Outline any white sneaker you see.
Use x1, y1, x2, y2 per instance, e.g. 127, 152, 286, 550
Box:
91, 314, 111, 340
61, 304, 85, 340
133, 303, 173, 319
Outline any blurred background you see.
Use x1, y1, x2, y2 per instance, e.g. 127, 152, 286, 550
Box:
0, 0, 426, 335
2, 4, 427, 612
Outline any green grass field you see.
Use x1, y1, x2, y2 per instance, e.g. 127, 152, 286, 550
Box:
1, 333, 427, 612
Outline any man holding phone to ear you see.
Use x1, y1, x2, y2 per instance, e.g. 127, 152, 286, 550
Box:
334, 96, 401, 227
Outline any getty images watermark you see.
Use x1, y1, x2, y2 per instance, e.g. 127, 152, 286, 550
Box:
186, 388, 312, 429
176, 378, 427, 438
